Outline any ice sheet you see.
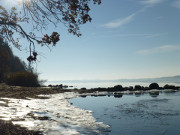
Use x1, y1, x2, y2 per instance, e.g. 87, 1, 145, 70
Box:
0, 92, 110, 135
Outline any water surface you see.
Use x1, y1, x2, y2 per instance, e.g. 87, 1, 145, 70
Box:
70, 91, 180, 135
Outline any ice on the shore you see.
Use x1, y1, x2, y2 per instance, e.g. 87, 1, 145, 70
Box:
0, 100, 6, 104
0, 92, 110, 135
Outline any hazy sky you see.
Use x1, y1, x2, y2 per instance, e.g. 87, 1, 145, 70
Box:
5, 0, 180, 81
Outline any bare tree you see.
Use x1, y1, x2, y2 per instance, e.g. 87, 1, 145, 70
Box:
0, 0, 101, 62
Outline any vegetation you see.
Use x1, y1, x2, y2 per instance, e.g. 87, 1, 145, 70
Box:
5, 71, 40, 87
0, 0, 102, 85
0, 37, 40, 87
0, 0, 102, 87
0, 0, 101, 61
0, 38, 26, 81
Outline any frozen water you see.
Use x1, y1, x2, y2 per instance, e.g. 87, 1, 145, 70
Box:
0, 92, 110, 135
0, 100, 6, 104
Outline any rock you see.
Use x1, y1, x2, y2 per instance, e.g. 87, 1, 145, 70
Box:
149, 83, 159, 90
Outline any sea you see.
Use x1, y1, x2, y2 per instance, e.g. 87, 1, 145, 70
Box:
70, 90, 180, 135
45, 81, 180, 89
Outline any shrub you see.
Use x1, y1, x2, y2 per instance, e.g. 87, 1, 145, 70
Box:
5, 71, 40, 87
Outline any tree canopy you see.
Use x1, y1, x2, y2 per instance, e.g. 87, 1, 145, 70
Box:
0, 0, 101, 62
0, 37, 27, 81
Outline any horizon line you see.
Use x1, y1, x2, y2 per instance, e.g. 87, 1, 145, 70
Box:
47, 75, 180, 82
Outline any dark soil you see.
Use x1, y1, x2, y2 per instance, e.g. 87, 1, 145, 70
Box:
0, 120, 42, 135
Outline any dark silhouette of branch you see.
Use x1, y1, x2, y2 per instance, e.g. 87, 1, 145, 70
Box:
0, 0, 101, 62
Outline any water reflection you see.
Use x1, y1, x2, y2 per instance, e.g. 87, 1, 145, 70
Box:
134, 91, 142, 97
149, 91, 159, 97
114, 93, 123, 98
71, 90, 180, 135
78, 89, 179, 99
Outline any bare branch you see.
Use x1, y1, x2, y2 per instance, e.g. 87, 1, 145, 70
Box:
0, 0, 101, 63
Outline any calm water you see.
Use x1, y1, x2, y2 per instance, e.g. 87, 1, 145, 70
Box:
70, 91, 180, 135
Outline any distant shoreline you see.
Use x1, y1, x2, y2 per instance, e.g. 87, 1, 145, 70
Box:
47, 75, 180, 84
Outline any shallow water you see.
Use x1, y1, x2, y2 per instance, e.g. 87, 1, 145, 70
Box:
70, 91, 180, 135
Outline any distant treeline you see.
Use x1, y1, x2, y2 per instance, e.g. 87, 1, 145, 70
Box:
0, 37, 40, 87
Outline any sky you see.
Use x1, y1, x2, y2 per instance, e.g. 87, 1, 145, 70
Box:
2, 0, 180, 81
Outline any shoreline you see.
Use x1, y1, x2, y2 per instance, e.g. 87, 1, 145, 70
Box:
0, 91, 110, 134
0, 83, 110, 134
0, 83, 76, 99
0, 82, 179, 134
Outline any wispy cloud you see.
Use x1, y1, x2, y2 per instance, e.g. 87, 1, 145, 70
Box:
136, 45, 180, 55
144, 33, 167, 38
102, 0, 165, 29
89, 32, 167, 39
140, 0, 164, 5
172, 1, 180, 9
102, 13, 136, 29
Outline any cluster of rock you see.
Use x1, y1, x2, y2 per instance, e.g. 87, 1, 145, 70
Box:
78, 83, 180, 99
47, 84, 74, 89
88, 83, 180, 92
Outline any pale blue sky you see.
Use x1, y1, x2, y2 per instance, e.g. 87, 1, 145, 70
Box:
6, 0, 180, 81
